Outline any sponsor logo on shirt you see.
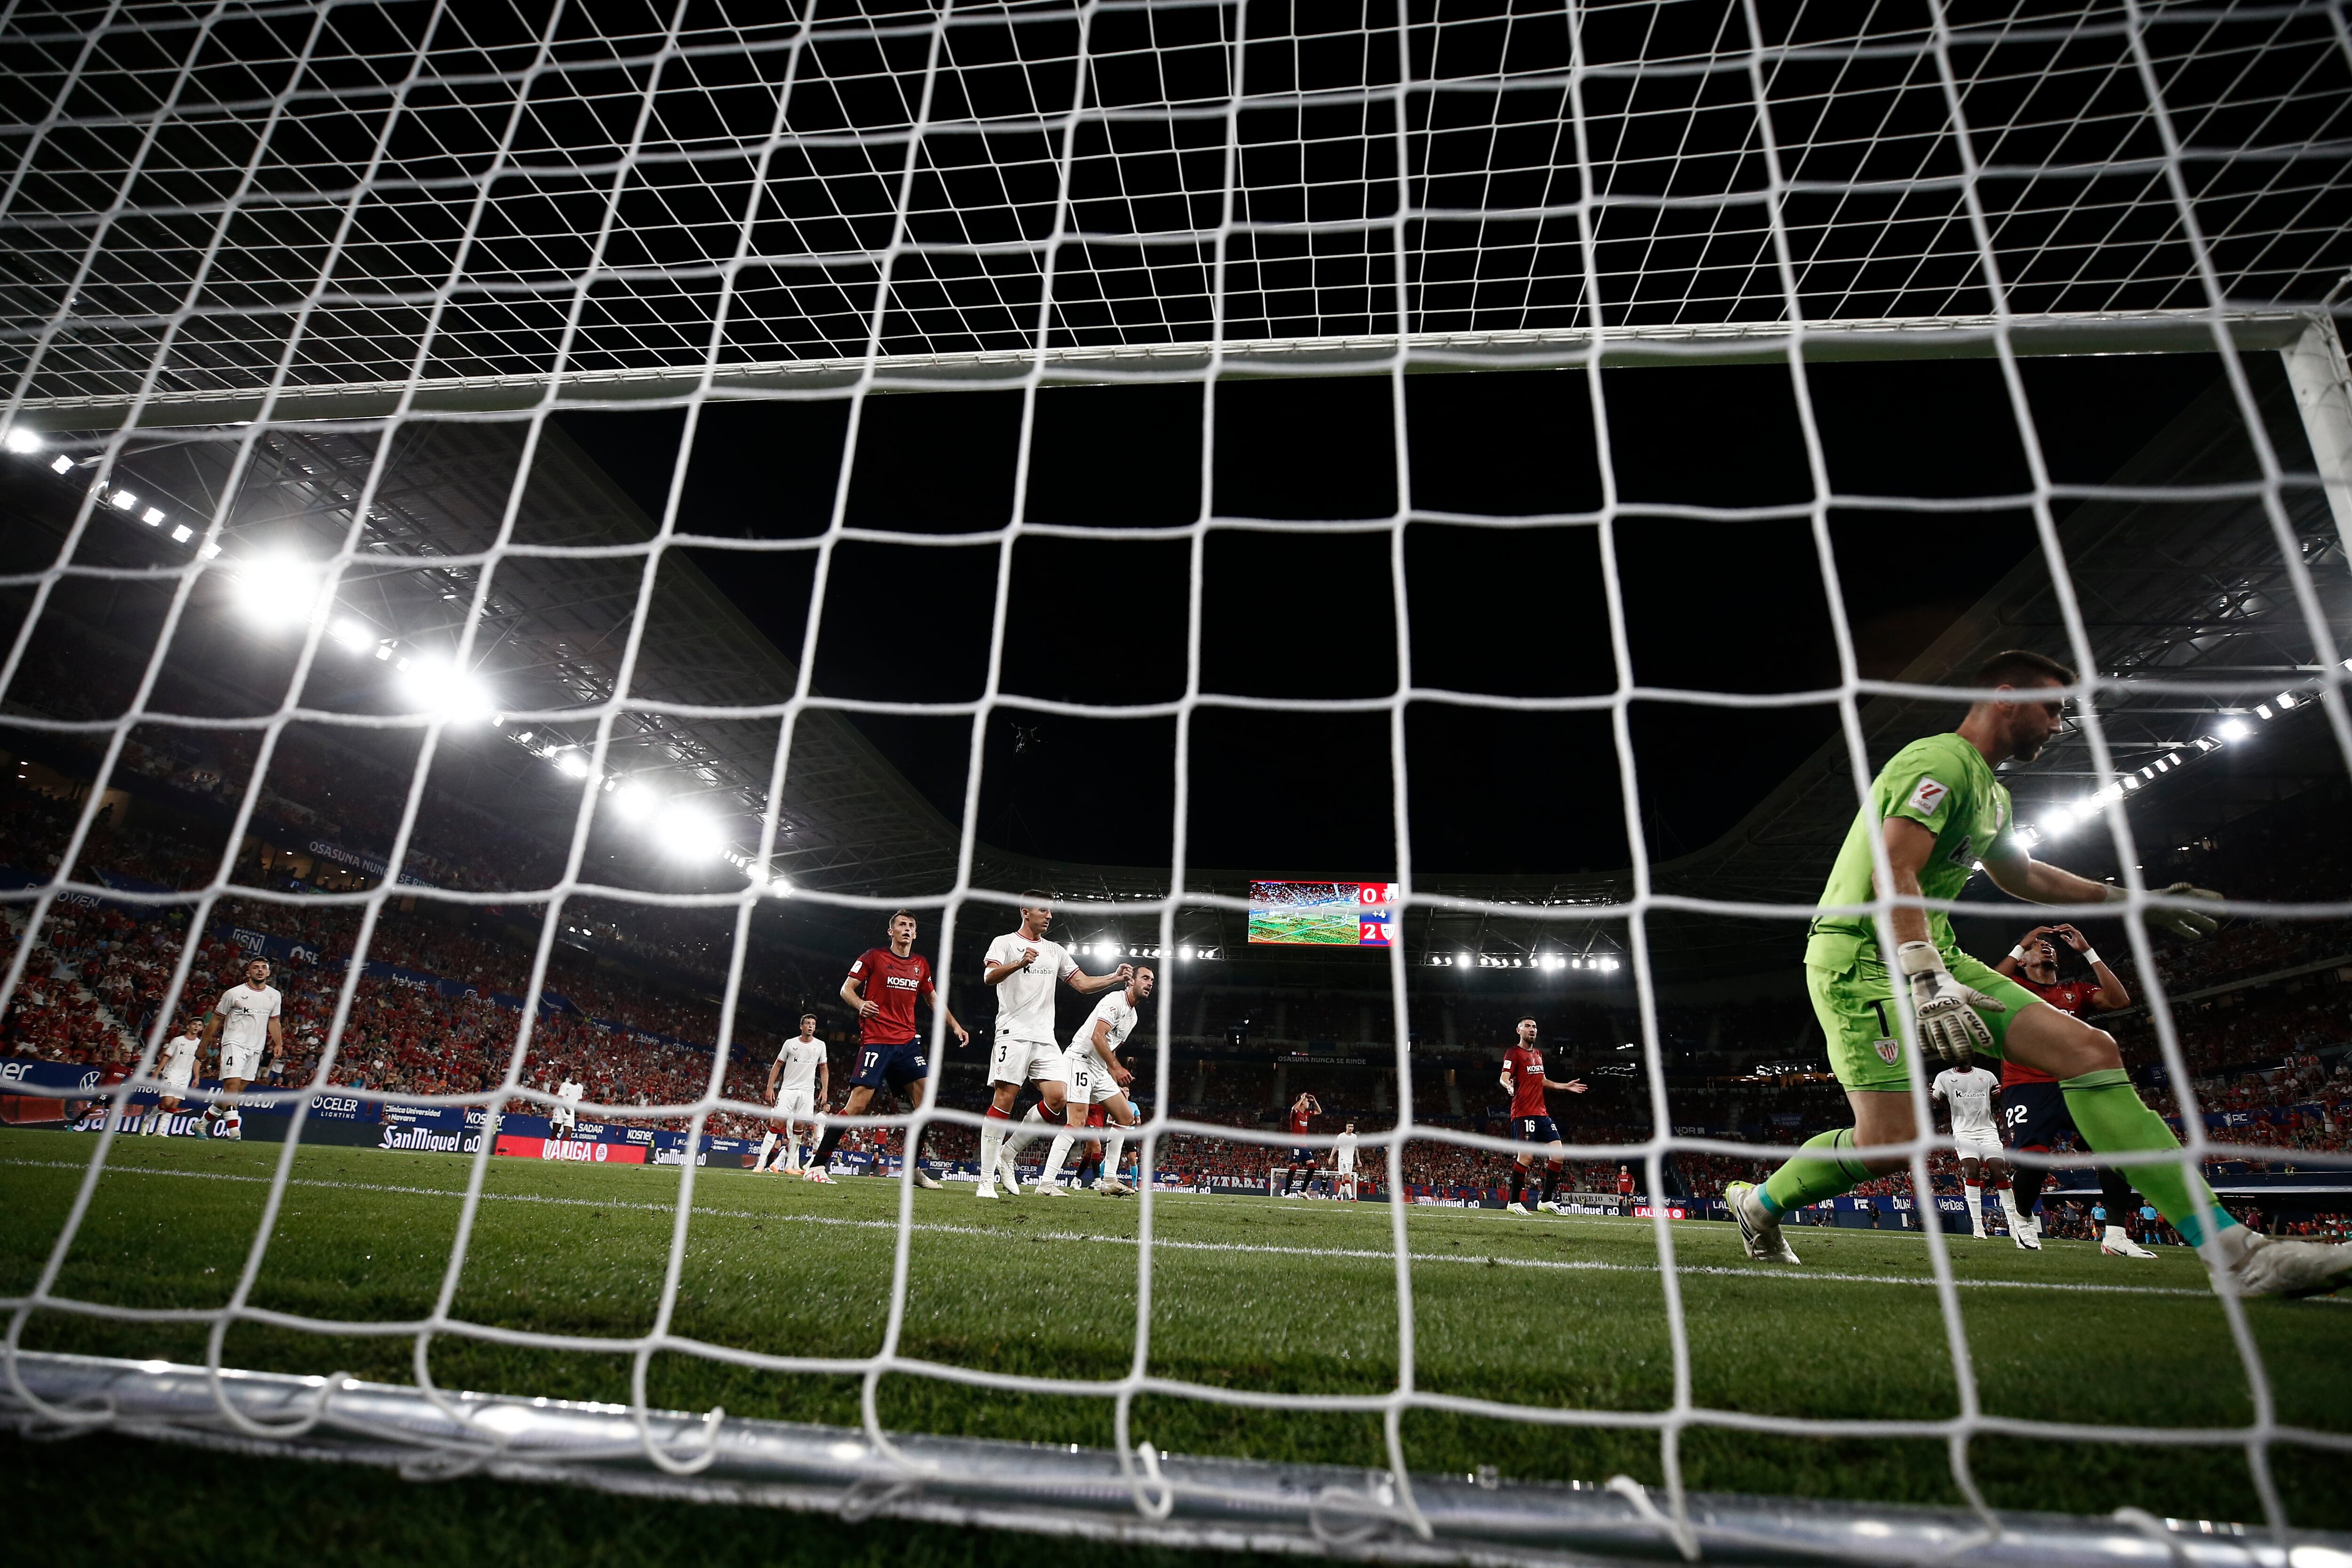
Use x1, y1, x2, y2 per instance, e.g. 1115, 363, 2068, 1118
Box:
1905, 777, 1949, 816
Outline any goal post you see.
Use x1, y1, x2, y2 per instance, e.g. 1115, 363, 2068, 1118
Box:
5, 1, 2352, 1562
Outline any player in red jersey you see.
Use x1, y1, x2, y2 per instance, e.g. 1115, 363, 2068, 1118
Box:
1992, 923, 2148, 1256
806, 910, 969, 1187
1499, 1017, 1588, 1216
1279, 1092, 1322, 1195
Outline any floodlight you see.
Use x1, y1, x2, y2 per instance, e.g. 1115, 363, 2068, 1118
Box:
2277, 692, 2298, 710
373, 643, 391, 661
1179, 946, 1193, 960
554, 751, 590, 779
2255, 703, 2274, 720
2218, 717, 2250, 741
398, 653, 496, 722
612, 782, 658, 822
140, 507, 164, 525
109, 490, 136, 510
171, 525, 194, 543
653, 802, 723, 862
49, 454, 72, 474
329, 618, 372, 653
4, 427, 41, 454
1457, 951, 1471, 966
515, 730, 534, 744
230, 554, 324, 629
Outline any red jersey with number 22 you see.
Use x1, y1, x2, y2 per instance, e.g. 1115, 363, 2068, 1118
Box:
847, 947, 934, 1045
1502, 1045, 1549, 1118
2004, 978, 2102, 1085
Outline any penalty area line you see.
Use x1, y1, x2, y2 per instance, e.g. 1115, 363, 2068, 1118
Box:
1, 1157, 2264, 1301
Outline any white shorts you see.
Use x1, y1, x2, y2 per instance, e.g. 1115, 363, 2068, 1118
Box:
220, 1044, 264, 1082
1061, 1050, 1124, 1106
776, 1088, 816, 1121
1954, 1129, 2004, 1163
552, 1105, 577, 1127
989, 1033, 1064, 1088
160, 1068, 192, 1095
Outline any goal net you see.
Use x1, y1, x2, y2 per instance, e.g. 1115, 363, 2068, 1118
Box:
3, 1, 2350, 1560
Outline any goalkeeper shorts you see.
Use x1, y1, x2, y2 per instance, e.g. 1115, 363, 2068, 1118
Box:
1807, 946, 2038, 1093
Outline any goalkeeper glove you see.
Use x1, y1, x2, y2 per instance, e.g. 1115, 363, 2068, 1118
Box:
2104, 882, 2222, 940
1895, 941, 2005, 1067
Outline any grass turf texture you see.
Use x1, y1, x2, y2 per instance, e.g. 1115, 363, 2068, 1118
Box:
4, 1126, 2346, 1533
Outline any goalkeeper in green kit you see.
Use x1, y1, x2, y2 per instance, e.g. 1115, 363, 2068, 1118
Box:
1726, 650, 2351, 1298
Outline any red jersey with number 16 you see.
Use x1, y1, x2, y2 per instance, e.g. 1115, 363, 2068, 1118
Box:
1502, 1045, 1549, 1118
846, 947, 935, 1045
2004, 977, 2102, 1085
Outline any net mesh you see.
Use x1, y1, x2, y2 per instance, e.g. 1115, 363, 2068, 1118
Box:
3, 0, 2351, 1557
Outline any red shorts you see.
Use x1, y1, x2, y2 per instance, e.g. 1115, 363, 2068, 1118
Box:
1086, 1105, 1108, 1130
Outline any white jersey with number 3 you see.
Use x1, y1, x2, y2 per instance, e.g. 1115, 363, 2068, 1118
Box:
1932, 1065, 2000, 1137
987, 931, 1077, 1042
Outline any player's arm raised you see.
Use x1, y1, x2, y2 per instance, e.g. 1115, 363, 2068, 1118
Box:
1993, 924, 2055, 979
1067, 962, 1133, 996
2053, 923, 2132, 1009
1979, 843, 2219, 940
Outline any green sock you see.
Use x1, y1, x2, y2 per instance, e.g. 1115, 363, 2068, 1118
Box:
1759, 1129, 1871, 1218
2060, 1068, 2238, 1247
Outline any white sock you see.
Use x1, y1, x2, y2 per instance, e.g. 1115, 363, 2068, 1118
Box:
1041, 1133, 1074, 1187
1996, 1187, 2022, 1224
1004, 1104, 1049, 1163
979, 1116, 1009, 1182
755, 1132, 776, 1171
1964, 1184, 1984, 1229
1105, 1128, 1128, 1184
2104, 1223, 2127, 1244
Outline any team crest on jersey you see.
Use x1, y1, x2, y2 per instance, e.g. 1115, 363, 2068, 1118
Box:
1874, 1037, 1900, 1065
1905, 777, 1949, 816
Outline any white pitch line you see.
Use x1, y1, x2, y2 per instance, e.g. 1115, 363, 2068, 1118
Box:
3, 1156, 2253, 1301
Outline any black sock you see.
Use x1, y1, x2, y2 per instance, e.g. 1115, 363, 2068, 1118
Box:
1540, 1166, 1561, 1203
810, 1123, 844, 1169
1509, 1165, 1526, 1203
2097, 1166, 2138, 1221
2012, 1156, 2046, 1218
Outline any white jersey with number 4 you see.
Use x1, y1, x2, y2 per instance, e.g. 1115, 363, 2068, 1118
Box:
987, 931, 1077, 1042
1932, 1065, 2000, 1137
776, 1038, 826, 1095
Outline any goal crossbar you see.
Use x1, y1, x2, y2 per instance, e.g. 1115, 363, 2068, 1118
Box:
6, 309, 2315, 433
11, 1352, 2337, 1568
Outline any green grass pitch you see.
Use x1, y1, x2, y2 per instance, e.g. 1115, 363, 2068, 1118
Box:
4, 1127, 2346, 1533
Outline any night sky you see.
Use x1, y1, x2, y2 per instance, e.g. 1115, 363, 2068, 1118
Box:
566, 350, 2222, 882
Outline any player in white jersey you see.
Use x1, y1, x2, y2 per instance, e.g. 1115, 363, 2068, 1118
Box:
145, 1019, 204, 1135
976, 892, 1132, 1200
758, 1014, 831, 1175
1930, 1062, 2015, 1240
1333, 1122, 1359, 1200
1036, 965, 1153, 1195
199, 958, 283, 1139
551, 1077, 584, 1137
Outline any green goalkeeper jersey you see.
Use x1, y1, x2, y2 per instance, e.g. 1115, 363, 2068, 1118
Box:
1803, 731, 2018, 971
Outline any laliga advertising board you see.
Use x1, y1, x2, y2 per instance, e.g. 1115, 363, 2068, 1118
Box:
493, 1134, 647, 1163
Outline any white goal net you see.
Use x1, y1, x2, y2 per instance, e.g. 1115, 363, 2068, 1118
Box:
3, 2, 2351, 1562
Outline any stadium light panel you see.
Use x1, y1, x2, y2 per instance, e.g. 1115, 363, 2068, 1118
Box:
1179, 946, 1193, 960
170, 525, 193, 543
48, 454, 72, 474
373, 643, 391, 660
2255, 703, 2274, 720
140, 506, 164, 525
2218, 717, 2250, 741
231, 554, 325, 629
652, 803, 723, 863
398, 653, 496, 723
1457, 951, 1471, 966
2277, 692, 2298, 709
4, 427, 41, 454
328, 618, 372, 653
612, 783, 657, 822
109, 489, 136, 510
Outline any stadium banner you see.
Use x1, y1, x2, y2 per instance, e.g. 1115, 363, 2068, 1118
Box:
304, 836, 429, 889
493, 1134, 647, 1164
0, 1057, 120, 1098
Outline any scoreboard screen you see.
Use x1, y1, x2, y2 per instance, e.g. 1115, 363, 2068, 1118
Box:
1247, 882, 1398, 947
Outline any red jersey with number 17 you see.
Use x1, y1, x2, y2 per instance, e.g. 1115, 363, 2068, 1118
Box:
2004, 977, 2102, 1085
846, 947, 935, 1045
1502, 1045, 1549, 1118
